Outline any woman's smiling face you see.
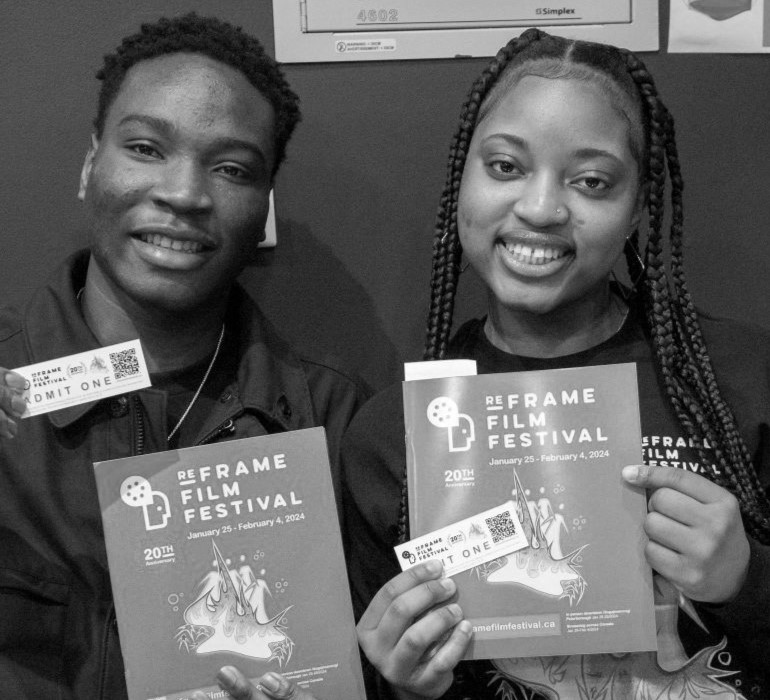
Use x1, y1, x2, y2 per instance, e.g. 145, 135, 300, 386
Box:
458, 74, 644, 320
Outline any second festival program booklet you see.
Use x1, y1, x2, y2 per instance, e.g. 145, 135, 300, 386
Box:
94, 427, 365, 700
404, 363, 656, 660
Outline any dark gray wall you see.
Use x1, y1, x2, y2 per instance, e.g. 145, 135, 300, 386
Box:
3, 2, 769, 390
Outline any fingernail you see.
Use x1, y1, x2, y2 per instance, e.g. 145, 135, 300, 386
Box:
622, 465, 639, 482
260, 672, 281, 692
216, 666, 237, 688
4, 373, 26, 390
457, 620, 473, 635
440, 577, 455, 593
447, 603, 462, 618
425, 559, 442, 575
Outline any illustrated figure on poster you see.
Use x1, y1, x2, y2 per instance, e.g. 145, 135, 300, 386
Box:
481, 470, 587, 605
176, 541, 294, 664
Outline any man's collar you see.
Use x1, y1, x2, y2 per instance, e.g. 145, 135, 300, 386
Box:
226, 285, 312, 433
23, 251, 312, 433
22, 251, 102, 428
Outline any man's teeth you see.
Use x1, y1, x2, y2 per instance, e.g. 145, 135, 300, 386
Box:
504, 242, 566, 265
140, 233, 204, 253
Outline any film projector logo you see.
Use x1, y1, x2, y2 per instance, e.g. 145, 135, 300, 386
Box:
426, 396, 475, 452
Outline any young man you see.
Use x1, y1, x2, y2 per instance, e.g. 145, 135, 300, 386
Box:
0, 14, 367, 699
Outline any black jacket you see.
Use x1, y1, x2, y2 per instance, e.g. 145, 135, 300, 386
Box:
0, 251, 369, 699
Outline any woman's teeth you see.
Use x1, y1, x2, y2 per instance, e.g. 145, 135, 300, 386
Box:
504, 242, 567, 265
140, 233, 204, 253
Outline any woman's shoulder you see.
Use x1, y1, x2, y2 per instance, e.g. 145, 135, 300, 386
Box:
447, 318, 486, 358
695, 311, 770, 417
348, 316, 486, 434
353, 381, 404, 420
343, 382, 405, 452
697, 310, 770, 364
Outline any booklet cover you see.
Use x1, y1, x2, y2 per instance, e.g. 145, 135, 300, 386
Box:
404, 363, 656, 660
94, 427, 366, 700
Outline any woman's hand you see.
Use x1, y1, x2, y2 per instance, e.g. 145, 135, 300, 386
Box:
0, 370, 27, 438
191, 667, 317, 700
623, 464, 751, 603
357, 560, 472, 699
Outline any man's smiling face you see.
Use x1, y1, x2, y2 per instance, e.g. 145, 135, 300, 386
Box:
78, 52, 276, 314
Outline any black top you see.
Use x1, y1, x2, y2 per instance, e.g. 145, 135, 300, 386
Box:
342, 308, 770, 700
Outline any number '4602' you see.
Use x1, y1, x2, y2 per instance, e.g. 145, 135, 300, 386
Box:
357, 9, 399, 22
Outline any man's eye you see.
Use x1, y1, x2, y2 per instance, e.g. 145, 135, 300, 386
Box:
217, 164, 251, 180
129, 143, 160, 158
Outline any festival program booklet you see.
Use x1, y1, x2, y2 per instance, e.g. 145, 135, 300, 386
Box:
403, 363, 656, 660
94, 427, 366, 700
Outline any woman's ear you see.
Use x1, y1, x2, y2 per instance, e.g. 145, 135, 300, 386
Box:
630, 181, 649, 231
78, 134, 99, 201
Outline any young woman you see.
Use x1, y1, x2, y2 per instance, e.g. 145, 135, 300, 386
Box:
342, 28, 770, 700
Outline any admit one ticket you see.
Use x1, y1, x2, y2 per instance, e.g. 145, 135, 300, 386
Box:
13, 339, 151, 417
395, 501, 528, 578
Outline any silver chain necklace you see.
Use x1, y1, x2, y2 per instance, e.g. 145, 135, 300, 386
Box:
167, 324, 226, 442
76, 287, 226, 443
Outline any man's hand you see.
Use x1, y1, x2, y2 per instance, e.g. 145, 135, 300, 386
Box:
191, 667, 317, 700
357, 560, 472, 699
622, 464, 751, 603
0, 370, 27, 438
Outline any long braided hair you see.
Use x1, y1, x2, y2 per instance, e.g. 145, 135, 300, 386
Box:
417, 28, 770, 544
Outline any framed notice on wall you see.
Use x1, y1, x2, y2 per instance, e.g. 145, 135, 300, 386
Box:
273, 0, 659, 63
670, 0, 770, 52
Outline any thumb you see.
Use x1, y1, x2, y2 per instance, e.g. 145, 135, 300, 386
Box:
621, 464, 651, 485
254, 672, 302, 699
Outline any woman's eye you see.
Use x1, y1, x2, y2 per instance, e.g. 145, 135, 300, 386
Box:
488, 160, 520, 176
576, 176, 611, 193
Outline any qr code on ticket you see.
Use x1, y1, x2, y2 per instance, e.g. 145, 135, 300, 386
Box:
109, 348, 140, 380
485, 511, 517, 543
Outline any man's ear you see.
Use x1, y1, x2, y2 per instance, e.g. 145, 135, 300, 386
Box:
77, 134, 99, 201
256, 189, 276, 249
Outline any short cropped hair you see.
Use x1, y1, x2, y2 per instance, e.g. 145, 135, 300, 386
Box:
93, 13, 300, 176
